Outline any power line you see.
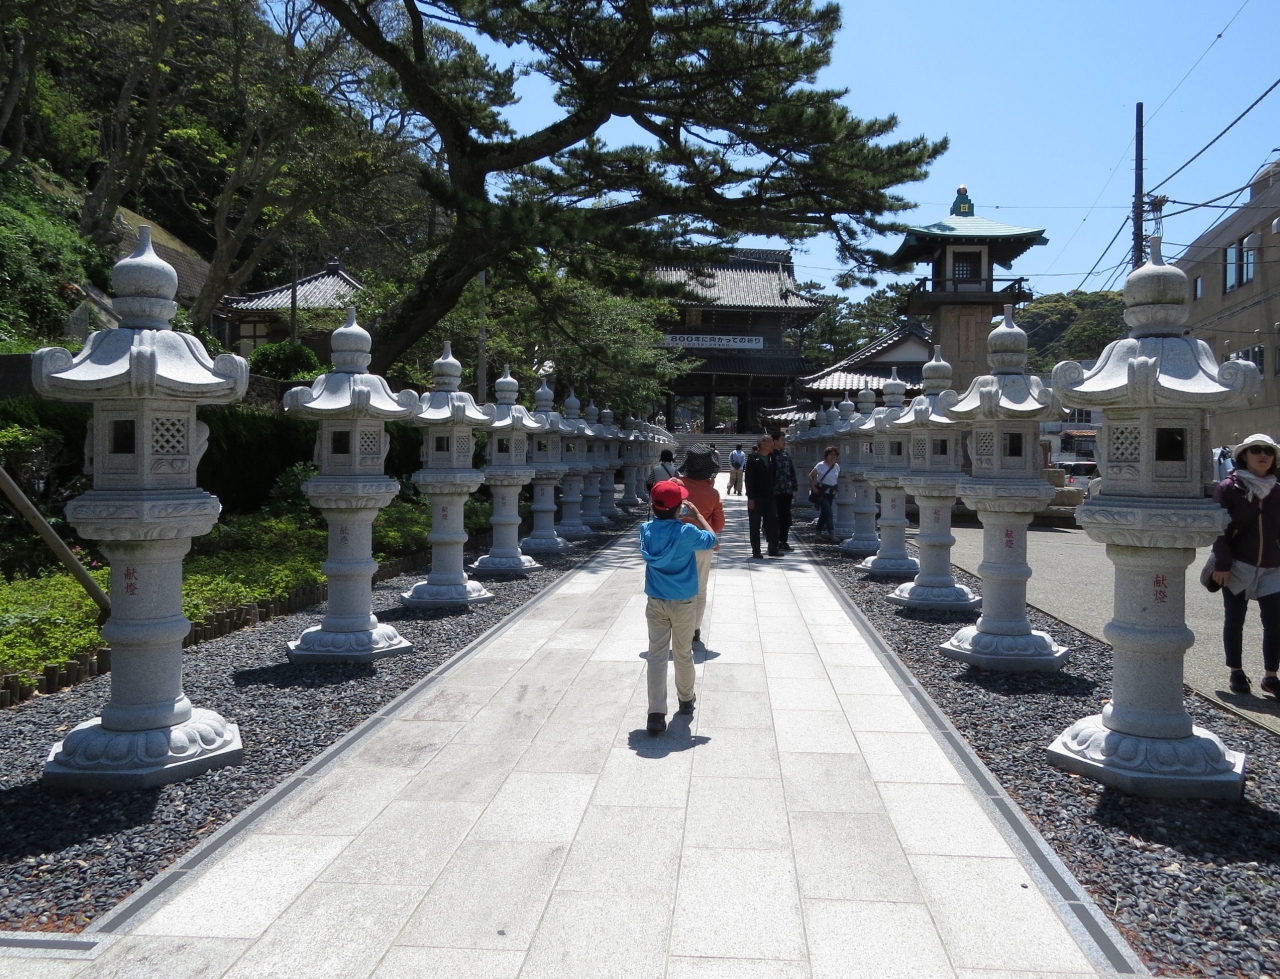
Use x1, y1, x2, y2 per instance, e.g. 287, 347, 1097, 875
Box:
1149, 73, 1280, 194
1072, 216, 1131, 293
1145, 0, 1253, 127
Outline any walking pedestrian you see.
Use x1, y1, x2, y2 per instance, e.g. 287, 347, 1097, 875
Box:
641, 480, 718, 735
745, 434, 780, 558
728, 444, 746, 495
808, 446, 840, 539
675, 446, 725, 645
1211, 433, 1280, 697
771, 430, 798, 552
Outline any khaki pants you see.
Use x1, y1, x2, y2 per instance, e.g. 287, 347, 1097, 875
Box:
694, 549, 713, 631
729, 469, 744, 494
646, 596, 697, 715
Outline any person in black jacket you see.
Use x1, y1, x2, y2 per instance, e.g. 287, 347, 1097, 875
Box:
745, 433, 780, 558
770, 431, 799, 552
1211, 433, 1280, 696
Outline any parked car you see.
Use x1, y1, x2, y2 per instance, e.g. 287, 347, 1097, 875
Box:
1060, 462, 1098, 496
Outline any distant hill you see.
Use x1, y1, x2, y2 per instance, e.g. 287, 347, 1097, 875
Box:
1020, 291, 1126, 371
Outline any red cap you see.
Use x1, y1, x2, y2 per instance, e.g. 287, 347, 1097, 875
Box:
650, 479, 689, 510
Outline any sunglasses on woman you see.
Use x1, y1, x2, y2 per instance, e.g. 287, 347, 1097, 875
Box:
1247, 446, 1276, 456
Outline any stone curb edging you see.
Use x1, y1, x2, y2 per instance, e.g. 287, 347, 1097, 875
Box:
1, 529, 628, 955
803, 547, 1151, 978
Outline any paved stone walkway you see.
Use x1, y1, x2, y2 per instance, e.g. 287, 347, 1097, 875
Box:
949, 523, 1280, 737
8, 481, 1135, 979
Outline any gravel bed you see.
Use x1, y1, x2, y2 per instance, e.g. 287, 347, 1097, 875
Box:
799, 526, 1280, 978
0, 517, 638, 932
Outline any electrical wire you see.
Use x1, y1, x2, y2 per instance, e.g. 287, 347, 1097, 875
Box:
1149, 74, 1280, 194
1145, 0, 1253, 127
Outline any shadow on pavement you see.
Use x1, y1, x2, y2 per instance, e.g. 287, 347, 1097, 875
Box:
625, 717, 709, 758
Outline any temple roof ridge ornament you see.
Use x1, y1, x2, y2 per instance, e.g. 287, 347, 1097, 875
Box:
1051, 237, 1259, 409
34, 227, 247, 403
283, 308, 417, 420
531, 379, 577, 434
415, 342, 491, 425
947, 305, 1061, 422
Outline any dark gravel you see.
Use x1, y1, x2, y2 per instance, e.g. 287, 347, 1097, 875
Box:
0, 517, 637, 932
800, 525, 1280, 978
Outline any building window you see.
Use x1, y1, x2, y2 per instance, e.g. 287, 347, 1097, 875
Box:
1193, 276, 1203, 300
236, 321, 273, 356
1224, 238, 1257, 292
1228, 344, 1265, 374
953, 252, 982, 281
1066, 408, 1092, 425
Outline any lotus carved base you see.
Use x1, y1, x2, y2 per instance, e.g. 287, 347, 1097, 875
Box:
288, 623, 414, 664
1047, 715, 1245, 799
859, 555, 919, 578
471, 553, 542, 574
400, 579, 495, 609
887, 582, 981, 612
940, 626, 1069, 672
43, 708, 242, 791
520, 534, 575, 554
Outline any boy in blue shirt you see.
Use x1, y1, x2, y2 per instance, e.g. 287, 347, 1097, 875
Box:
640, 480, 718, 735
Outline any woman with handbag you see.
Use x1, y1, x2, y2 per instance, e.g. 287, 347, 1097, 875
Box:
808, 446, 840, 540
1211, 433, 1280, 696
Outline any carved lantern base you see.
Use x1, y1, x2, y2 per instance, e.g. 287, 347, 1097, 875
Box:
859, 481, 918, 577
44, 708, 242, 791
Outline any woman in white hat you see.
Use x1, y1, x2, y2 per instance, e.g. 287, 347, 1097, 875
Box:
1211, 433, 1280, 696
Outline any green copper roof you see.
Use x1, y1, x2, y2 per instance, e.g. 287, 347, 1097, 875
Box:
891, 187, 1048, 268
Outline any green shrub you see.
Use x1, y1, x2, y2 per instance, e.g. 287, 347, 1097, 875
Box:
248, 341, 322, 380
0, 568, 106, 677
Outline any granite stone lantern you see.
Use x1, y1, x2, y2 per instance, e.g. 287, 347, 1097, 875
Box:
831, 392, 859, 539
521, 380, 574, 553
597, 406, 624, 520
555, 390, 592, 538
860, 369, 919, 577
941, 306, 1067, 671
887, 348, 981, 611
36, 228, 248, 790
1046, 238, 1257, 798
282, 310, 418, 662
840, 388, 882, 557
474, 366, 548, 573
617, 416, 642, 506
580, 401, 610, 528
400, 344, 495, 608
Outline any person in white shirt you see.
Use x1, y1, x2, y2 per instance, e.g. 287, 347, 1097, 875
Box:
808, 446, 840, 539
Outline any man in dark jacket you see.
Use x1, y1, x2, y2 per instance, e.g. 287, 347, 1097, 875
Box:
745, 433, 780, 558
770, 431, 798, 552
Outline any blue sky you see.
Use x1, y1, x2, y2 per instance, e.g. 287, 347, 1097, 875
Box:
477, 0, 1280, 301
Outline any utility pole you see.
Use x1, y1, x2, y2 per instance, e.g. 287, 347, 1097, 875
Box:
1133, 101, 1144, 271
476, 269, 487, 402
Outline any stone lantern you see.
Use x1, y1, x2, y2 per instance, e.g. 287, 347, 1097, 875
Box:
887, 348, 981, 611
940, 306, 1067, 671
580, 401, 610, 528
555, 389, 592, 538
400, 344, 495, 608
282, 310, 419, 662
597, 406, 624, 520
829, 393, 858, 538
840, 388, 881, 557
521, 380, 574, 553
474, 366, 548, 573
36, 228, 248, 789
617, 415, 642, 506
1046, 238, 1257, 797
859, 369, 919, 577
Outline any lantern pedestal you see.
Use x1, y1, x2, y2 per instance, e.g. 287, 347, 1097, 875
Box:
889, 475, 980, 611
619, 464, 641, 505
556, 473, 592, 538
940, 484, 1066, 671
474, 472, 540, 573
859, 480, 918, 577
521, 472, 573, 552
598, 468, 621, 519
402, 473, 494, 607
43, 534, 242, 790
290, 477, 412, 663
840, 475, 881, 556
581, 467, 609, 527
1046, 500, 1244, 798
